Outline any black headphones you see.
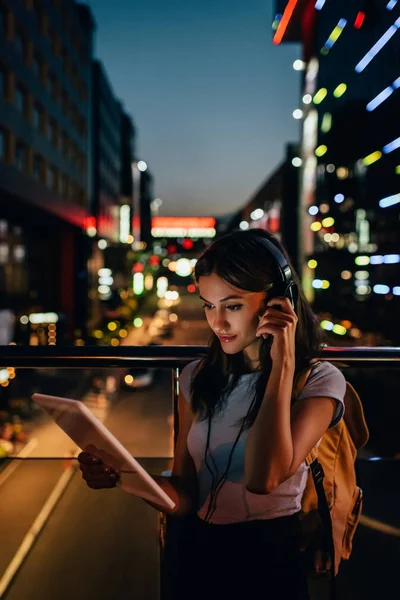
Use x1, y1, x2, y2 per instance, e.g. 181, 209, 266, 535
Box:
203, 235, 299, 523
257, 237, 298, 311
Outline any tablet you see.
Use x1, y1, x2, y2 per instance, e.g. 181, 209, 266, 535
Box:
32, 393, 175, 511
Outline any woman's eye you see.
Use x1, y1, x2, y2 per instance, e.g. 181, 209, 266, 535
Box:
201, 303, 242, 311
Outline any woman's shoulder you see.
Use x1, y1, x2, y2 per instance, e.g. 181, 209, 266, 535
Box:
178, 359, 202, 402
298, 359, 347, 401
298, 360, 347, 428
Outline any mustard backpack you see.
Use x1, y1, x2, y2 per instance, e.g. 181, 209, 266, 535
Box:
293, 360, 369, 596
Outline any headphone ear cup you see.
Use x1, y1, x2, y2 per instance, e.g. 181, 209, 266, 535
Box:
286, 282, 298, 311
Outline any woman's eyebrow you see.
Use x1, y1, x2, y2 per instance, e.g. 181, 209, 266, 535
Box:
199, 294, 245, 303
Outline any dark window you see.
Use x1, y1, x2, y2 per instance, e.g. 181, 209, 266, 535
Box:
15, 87, 27, 115
32, 53, 41, 79
48, 119, 58, 145
0, 68, 5, 97
47, 70, 54, 95
32, 0, 42, 28
61, 90, 69, 117
32, 104, 42, 130
80, 117, 87, 138
0, 129, 6, 160
80, 81, 87, 102
62, 132, 69, 158
16, 143, 27, 172
0, 9, 5, 38
47, 72, 58, 101
33, 153, 43, 181
15, 32, 26, 60
47, 164, 55, 189
61, 174, 68, 197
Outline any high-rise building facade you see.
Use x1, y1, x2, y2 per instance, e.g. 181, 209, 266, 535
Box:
233, 143, 301, 273
274, 0, 400, 343
91, 59, 123, 242
0, 0, 95, 341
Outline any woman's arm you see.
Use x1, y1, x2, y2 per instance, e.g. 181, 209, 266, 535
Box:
244, 297, 337, 494
244, 363, 336, 494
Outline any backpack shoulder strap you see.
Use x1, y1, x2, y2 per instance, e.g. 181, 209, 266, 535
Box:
293, 359, 322, 464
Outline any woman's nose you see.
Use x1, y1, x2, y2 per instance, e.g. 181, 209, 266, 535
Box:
213, 313, 229, 331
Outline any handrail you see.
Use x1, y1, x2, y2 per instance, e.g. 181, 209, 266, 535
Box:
0, 345, 400, 368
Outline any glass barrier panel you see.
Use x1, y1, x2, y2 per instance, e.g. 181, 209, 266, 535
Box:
0, 364, 399, 600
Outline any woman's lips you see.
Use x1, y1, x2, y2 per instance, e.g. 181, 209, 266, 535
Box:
218, 335, 237, 343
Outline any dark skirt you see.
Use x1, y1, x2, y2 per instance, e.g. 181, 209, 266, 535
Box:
169, 512, 310, 600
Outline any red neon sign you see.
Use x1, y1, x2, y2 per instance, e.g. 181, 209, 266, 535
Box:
83, 216, 96, 230
273, 0, 299, 45
354, 11, 365, 29
152, 217, 216, 228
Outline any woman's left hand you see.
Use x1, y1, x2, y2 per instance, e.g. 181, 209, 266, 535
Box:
256, 297, 297, 365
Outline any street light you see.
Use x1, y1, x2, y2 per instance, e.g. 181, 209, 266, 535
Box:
293, 59, 305, 71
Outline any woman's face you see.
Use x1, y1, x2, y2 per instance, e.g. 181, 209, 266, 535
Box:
198, 273, 267, 366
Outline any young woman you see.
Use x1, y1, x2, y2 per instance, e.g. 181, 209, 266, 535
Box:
78, 228, 346, 599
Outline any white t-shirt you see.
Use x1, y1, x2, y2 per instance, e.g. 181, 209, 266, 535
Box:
179, 360, 346, 524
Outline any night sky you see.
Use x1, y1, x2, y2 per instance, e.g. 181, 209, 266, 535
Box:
86, 0, 302, 217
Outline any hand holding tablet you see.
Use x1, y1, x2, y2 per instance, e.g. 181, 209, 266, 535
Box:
78, 444, 123, 489
32, 393, 175, 511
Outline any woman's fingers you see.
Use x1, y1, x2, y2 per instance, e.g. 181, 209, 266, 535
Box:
266, 296, 297, 316
256, 316, 293, 337
78, 450, 120, 490
77, 452, 101, 465
79, 463, 112, 475
86, 477, 118, 489
81, 470, 120, 487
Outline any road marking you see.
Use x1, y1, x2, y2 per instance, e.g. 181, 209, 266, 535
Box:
0, 392, 113, 597
360, 514, 400, 537
0, 438, 38, 487
0, 451, 79, 598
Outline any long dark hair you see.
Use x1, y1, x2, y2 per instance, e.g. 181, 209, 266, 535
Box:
190, 228, 323, 430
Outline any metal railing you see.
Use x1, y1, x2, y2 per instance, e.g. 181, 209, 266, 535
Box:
2, 344, 400, 367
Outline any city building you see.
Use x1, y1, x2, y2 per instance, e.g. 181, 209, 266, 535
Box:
273, 0, 400, 343
91, 59, 123, 242
0, 0, 95, 342
233, 143, 301, 273
89, 62, 142, 332
131, 159, 154, 249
